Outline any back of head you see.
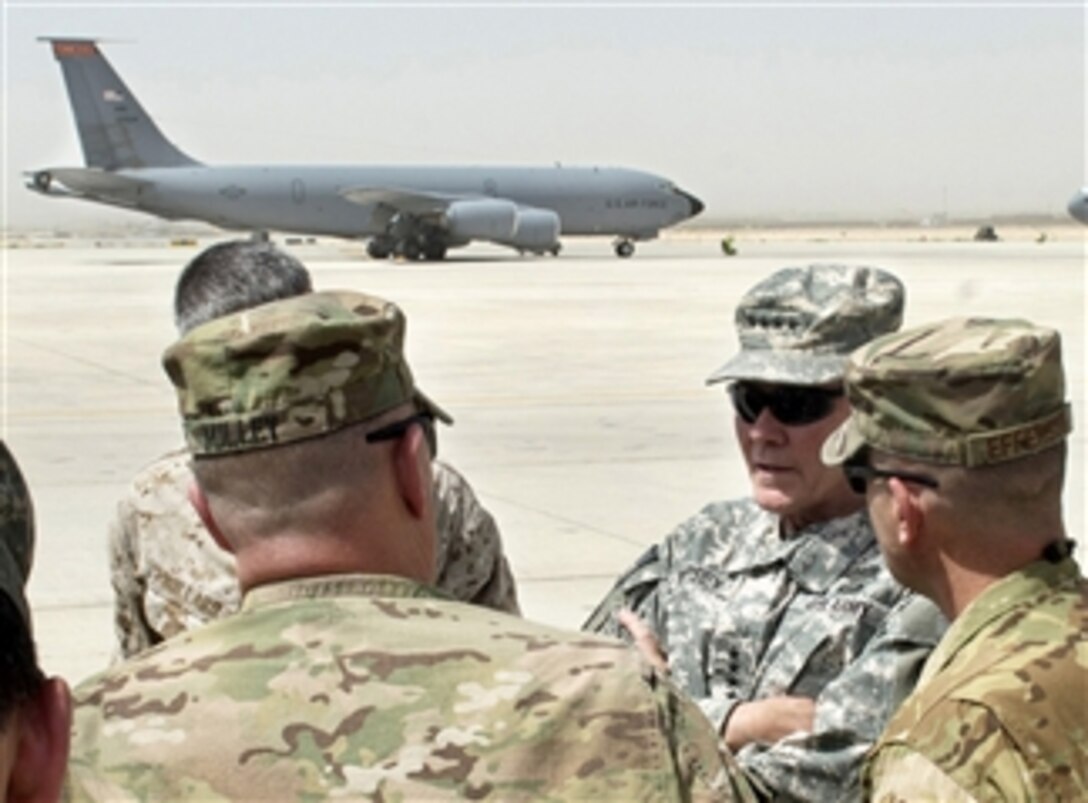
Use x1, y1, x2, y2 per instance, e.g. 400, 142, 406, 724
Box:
173, 240, 313, 335
163, 290, 451, 564
0, 443, 71, 802
0, 441, 41, 724
707, 263, 905, 386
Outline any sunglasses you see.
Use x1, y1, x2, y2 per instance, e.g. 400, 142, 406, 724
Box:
729, 382, 843, 426
842, 452, 939, 495
365, 411, 438, 457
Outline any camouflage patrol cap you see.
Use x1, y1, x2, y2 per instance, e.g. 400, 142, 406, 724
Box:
163, 290, 452, 458
707, 264, 905, 387
822, 317, 1072, 468
0, 441, 34, 630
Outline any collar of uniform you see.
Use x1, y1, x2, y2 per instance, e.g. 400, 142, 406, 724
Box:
241, 573, 447, 611
916, 554, 1082, 688
722, 503, 875, 591
714, 501, 782, 571
783, 509, 876, 593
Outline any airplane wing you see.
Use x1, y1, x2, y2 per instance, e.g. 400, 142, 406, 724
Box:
340, 185, 561, 257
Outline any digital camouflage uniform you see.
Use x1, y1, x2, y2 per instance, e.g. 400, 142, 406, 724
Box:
586, 265, 946, 801
110, 449, 518, 658
70, 289, 755, 800
67, 574, 753, 802
585, 503, 944, 801
864, 555, 1088, 802
821, 317, 1086, 801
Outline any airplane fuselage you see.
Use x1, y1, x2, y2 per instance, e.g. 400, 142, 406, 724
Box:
95, 164, 696, 240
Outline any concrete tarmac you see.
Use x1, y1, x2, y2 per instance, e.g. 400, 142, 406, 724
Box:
3, 233, 1084, 684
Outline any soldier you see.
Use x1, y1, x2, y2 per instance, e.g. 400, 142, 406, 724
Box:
67, 290, 754, 800
821, 316, 1087, 800
0, 441, 71, 802
585, 264, 946, 801
110, 240, 517, 659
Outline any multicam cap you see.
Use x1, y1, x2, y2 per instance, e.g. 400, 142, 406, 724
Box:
0, 441, 34, 629
822, 317, 1072, 468
163, 290, 452, 458
707, 264, 905, 387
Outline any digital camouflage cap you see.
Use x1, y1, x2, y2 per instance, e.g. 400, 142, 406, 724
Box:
707, 264, 905, 387
822, 317, 1072, 468
0, 441, 34, 630
163, 290, 452, 457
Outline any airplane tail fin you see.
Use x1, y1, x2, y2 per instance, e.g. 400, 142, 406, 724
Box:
42, 38, 199, 170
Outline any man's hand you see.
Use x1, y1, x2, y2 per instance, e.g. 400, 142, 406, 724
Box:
724, 696, 816, 750
616, 610, 816, 752
617, 609, 669, 674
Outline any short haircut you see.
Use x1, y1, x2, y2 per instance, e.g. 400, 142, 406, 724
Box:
0, 593, 43, 730
192, 414, 398, 544
173, 240, 313, 334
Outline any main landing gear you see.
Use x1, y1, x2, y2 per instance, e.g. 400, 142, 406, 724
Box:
367, 235, 447, 262
366, 238, 391, 260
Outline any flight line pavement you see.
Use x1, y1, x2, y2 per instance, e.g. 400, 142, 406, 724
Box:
2, 233, 1084, 684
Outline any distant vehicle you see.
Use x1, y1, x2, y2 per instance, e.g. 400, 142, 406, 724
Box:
1068, 188, 1088, 225
27, 38, 703, 259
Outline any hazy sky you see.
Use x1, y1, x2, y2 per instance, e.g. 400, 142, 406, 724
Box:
2, 2, 1084, 229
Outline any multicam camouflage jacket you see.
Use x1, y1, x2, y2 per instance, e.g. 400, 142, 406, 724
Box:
584, 498, 946, 802
864, 554, 1088, 802
109, 449, 519, 658
66, 574, 755, 802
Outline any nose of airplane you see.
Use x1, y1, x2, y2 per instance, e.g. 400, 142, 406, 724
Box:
677, 188, 705, 219
1068, 191, 1088, 224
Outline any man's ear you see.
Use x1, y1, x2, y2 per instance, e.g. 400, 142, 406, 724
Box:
393, 425, 430, 521
888, 477, 924, 549
8, 677, 71, 803
188, 482, 234, 554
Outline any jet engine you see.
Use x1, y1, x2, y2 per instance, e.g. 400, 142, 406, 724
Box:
444, 198, 518, 241
506, 207, 561, 253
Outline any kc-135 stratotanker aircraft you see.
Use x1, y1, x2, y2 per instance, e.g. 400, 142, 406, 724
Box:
27, 38, 704, 260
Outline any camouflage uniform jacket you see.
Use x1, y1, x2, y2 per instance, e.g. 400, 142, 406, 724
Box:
584, 498, 945, 802
109, 448, 519, 658
66, 573, 755, 802
864, 555, 1088, 802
